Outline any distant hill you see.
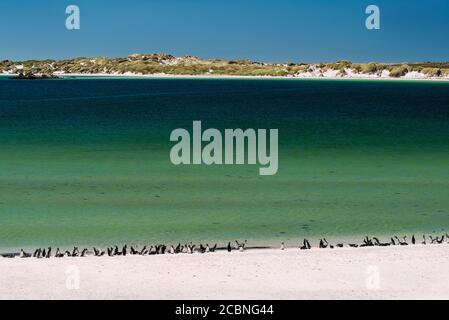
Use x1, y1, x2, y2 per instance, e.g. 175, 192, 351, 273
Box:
2, 54, 449, 79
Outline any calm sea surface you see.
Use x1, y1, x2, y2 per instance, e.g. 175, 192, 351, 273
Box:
0, 77, 448, 250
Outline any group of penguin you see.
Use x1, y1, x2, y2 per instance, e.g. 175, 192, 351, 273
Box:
2, 240, 248, 259
2, 234, 447, 259
280, 234, 449, 250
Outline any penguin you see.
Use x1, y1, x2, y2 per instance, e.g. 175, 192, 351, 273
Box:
394, 236, 408, 246
227, 242, 232, 252
210, 244, 217, 252
324, 238, 333, 248
235, 240, 247, 251
280, 242, 285, 250
55, 248, 64, 258
411, 234, 416, 245
20, 249, 31, 258
378, 238, 391, 246
306, 239, 311, 249
300, 239, 311, 250
363, 237, 374, 246
319, 239, 327, 249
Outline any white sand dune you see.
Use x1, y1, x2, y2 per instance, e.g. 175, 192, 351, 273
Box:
1, 245, 448, 300
4, 72, 448, 81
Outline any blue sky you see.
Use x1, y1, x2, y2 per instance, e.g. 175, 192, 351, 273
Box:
0, 0, 448, 62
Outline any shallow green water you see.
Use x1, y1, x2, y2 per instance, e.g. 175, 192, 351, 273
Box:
0, 78, 448, 250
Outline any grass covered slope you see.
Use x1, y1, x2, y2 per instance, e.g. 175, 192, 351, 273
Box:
1, 54, 449, 79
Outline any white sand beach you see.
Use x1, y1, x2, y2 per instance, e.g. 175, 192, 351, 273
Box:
53, 72, 449, 81
3, 71, 449, 81
1, 244, 448, 300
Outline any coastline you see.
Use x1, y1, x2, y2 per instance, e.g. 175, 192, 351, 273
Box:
3, 72, 449, 82
1, 245, 448, 299
0, 233, 437, 256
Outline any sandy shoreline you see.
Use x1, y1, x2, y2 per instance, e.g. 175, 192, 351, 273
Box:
1, 245, 448, 300
2, 72, 449, 82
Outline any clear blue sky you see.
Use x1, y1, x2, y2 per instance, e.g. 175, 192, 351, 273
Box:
0, 0, 448, 63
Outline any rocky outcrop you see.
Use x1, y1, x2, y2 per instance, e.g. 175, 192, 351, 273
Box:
15, 72, 59, 80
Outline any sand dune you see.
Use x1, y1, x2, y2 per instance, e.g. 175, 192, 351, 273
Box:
1, 245, 448, 299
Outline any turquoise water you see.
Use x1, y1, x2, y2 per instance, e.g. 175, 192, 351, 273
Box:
0, 77, 448, 250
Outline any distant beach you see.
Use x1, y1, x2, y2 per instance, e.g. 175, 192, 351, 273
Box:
61, 72, 449, 81
3, 72, 449, 82
2, 54, 449, 82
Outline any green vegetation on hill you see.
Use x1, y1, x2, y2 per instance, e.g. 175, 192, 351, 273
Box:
1, 54, 449, 78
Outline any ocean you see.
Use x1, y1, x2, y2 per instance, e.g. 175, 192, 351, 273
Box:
1, 77, 448, 250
